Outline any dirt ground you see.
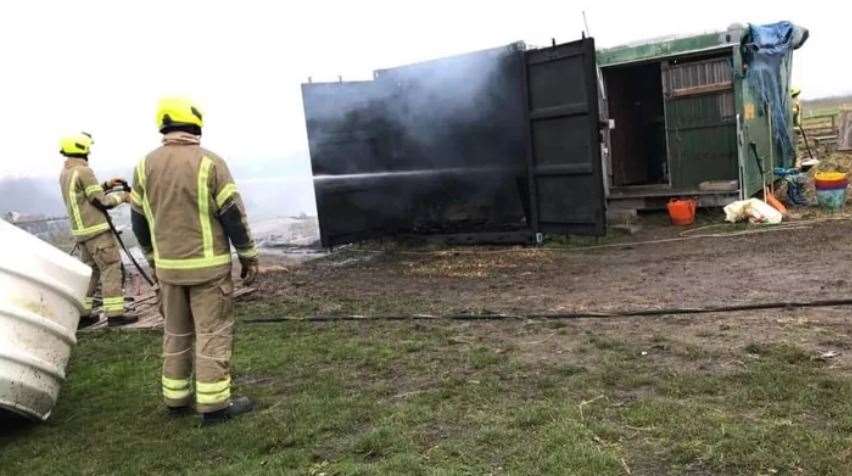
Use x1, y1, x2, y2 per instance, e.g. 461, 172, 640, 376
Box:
258, 215, 852, 312
252, 215, 852, 372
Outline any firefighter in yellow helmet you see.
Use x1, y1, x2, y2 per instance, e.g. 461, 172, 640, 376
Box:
58, 132, 138, 328
791, 86, 803, 129
131, 97, 259, 425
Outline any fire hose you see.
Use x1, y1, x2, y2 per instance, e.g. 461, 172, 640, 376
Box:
242, 297, 852, 324
100, 181, 156, 287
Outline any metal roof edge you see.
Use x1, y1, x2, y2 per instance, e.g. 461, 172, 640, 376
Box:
373, 42, 526, 79
597, 30, 739, 67
598, 44, 735, 68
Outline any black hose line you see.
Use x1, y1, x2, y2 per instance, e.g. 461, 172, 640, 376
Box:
99, 188, 156, 287
242, 298, 852, 324
105, 215, 155, 287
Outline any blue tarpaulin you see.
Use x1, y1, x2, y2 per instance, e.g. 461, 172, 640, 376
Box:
745, 21, 805, 164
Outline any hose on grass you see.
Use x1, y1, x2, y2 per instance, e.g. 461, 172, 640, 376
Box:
242, 297, 852, 324
678, 216, 852, 238
331, 216, 850, 256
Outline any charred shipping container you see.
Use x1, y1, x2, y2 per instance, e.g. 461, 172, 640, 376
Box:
303, 39, 604, 247
303, 23, 806, 247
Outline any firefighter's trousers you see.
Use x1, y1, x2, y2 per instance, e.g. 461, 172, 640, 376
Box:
160, 273, 234, 413
79, 232, 124, 318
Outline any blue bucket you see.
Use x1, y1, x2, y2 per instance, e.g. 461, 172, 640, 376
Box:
816, 185, 847, 210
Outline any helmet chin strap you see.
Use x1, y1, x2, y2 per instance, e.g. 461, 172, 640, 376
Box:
160, 124, 202, 136
61, 152, 89, 160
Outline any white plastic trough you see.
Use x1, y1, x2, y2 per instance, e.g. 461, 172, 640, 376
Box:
0, 219, 90, 420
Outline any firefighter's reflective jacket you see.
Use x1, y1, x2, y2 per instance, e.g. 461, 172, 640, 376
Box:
59, 158, 126, 242
130, 132, 257, 285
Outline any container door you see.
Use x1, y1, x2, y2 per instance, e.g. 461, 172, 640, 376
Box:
301, 81, 394, 247
662, 55, 739, 190
524, 38, 606, 236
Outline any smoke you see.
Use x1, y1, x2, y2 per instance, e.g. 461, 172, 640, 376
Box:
226, 154, 317, 219
1, 157, 316, 226
377, 43, 526, 154
0, 177, 65, 217
302, 43, 530, 246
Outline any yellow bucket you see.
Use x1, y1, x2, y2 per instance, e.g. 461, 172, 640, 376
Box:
815, 171, 848, 181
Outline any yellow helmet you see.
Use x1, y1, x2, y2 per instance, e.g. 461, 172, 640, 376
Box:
155, 97, 204, 132
59, 132, 94, 157
791, 86, 802, 97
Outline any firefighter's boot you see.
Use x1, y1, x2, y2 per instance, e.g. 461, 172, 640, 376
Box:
77, 313, 100, 329
107, 314, 140, 327
200, 396, 254, 426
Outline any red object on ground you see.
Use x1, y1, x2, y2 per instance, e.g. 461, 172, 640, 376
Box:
667, 198, 697, 226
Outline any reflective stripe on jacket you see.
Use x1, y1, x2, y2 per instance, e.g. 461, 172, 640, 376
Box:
58, 158, 124, 242
793, 99, 802, 128
131, 132, 256, 285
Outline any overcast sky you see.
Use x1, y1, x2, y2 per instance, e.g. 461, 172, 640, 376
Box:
0, 0, 846, 179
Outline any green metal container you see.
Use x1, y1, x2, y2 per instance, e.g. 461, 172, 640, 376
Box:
596, 24, 805, 203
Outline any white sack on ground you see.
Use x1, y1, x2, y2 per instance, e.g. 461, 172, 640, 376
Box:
723, 198, 783, 224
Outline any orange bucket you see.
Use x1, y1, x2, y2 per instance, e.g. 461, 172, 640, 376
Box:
667, 198, 697, 226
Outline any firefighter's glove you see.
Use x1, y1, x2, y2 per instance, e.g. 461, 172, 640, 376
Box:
239, 257, 259, 286
103, 178, 128, 191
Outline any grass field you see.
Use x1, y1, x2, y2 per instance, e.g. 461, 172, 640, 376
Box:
2, 297, 852, 474
803, 94, 852, 118
6, 218, 852, 474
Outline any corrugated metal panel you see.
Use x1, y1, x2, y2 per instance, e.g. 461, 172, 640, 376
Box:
663, 57, 732, 97
666, 91, 735, 127
663, 56, 738, 189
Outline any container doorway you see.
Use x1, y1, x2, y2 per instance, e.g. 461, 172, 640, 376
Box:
604, 62, 669, 188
